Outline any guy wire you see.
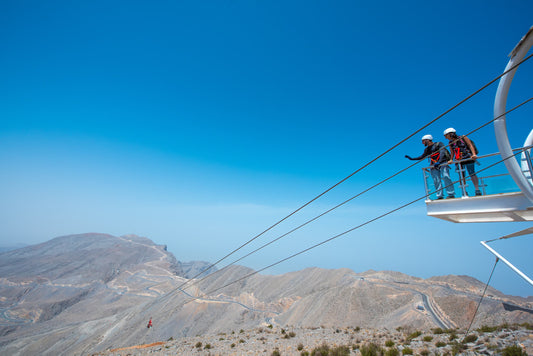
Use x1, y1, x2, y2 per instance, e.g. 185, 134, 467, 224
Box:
463, 258, 500, 340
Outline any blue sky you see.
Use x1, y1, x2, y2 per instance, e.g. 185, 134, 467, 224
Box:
1, 1, 532, 297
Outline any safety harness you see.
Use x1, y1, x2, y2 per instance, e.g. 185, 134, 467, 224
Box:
428, 142, 449, 165
451, 137, 472, 161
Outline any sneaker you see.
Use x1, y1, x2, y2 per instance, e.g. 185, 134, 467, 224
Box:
475, 190, 482, 196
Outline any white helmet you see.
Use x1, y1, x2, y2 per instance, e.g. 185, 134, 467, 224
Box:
421, 134, 433, 141
443, 127, 456, 135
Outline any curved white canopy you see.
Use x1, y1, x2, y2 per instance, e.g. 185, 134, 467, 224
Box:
494, 26, 533, 203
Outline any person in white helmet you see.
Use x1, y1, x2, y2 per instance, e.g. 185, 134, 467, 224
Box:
443, 128, 481, 196
405, 134, 455, 199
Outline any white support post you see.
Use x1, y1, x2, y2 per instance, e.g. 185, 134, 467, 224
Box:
480, 241, 533, 287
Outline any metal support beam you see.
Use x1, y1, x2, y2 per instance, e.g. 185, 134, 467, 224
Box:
480, 240, 533, 287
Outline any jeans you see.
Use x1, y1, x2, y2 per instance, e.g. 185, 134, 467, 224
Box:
430, 165, 454, 198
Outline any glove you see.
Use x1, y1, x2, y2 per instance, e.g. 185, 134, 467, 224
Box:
405, 155, 413, 160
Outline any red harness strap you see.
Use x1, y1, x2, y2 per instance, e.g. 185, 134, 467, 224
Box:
430, 152, 440, 164
453, 147, 462, 160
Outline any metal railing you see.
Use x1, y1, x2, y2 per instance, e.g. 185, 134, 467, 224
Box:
422, 146, 533, 201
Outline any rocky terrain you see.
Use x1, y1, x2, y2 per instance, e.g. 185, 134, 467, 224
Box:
0, 233, 532, 355
94, 324, 533, 355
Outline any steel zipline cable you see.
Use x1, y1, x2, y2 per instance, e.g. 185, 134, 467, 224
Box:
159, 93, 532, 302
183, 96, 533, 291
169, 149, 527, 310
158, 53, 533, 301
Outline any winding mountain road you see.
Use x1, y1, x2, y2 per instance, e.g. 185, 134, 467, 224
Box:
370, 279, 455, 329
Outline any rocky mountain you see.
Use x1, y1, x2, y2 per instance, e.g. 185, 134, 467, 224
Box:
0, 233, 531, 355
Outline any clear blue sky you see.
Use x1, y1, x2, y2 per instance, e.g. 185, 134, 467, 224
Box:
1, 1, 532, 297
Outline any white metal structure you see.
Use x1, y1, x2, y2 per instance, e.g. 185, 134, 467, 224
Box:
481, 227, 533, 287
427, 190, 533, 223
426, 27, 533, 223
494, 26, 533, 202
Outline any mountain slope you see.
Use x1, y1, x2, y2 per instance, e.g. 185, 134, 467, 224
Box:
0, 232, 202, 355
0, 234, 531, 355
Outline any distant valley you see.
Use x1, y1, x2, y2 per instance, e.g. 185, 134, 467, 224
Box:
0, 243, 28, 253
